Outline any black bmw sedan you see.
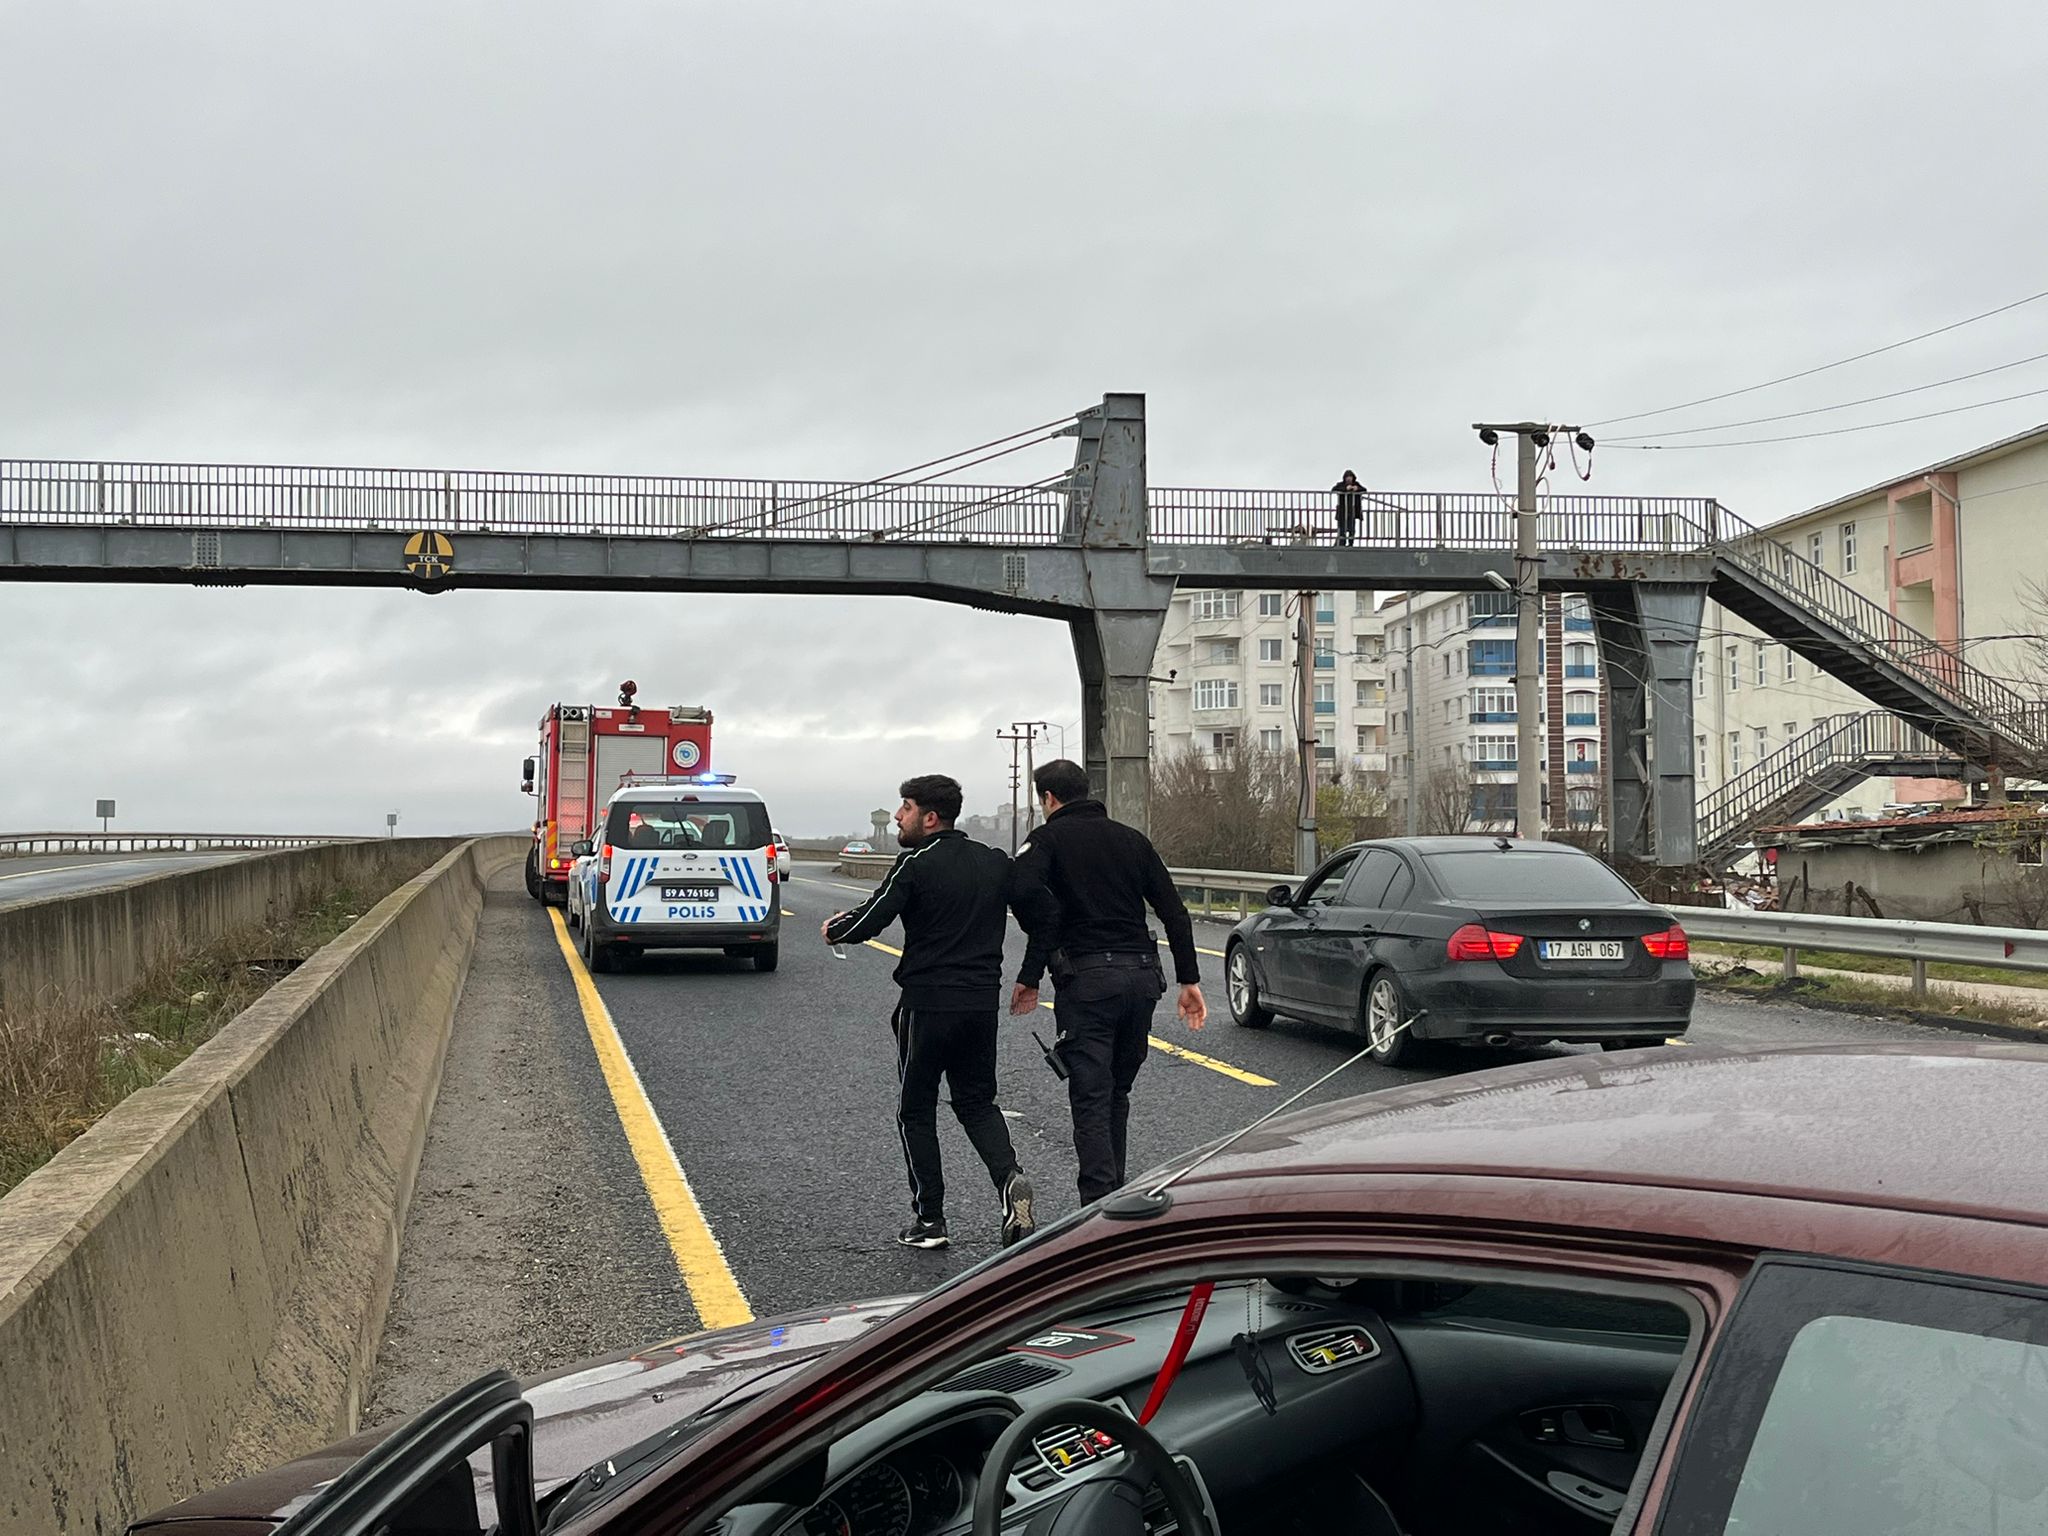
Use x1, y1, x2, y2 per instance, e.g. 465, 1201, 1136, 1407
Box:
1223, 836, 1695, 1066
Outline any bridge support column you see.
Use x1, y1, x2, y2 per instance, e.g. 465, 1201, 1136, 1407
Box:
1070, 607, 1166, 832
1595, 583, 1705, 866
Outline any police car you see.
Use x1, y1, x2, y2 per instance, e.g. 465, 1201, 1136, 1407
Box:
565, 777, 782, 973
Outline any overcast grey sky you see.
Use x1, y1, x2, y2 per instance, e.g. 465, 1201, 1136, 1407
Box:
6, 1, 2048, 835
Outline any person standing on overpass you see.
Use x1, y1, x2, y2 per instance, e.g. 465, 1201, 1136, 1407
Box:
1007, 760, 1207, 1204
1332, 469, 1367, 547
823, 774, 1041, 1251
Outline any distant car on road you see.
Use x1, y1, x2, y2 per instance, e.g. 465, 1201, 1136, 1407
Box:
839, 839, 875, 856
769, 830, 792, 880
1224, 835, 1693, 1065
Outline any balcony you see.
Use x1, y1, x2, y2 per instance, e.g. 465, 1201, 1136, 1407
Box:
1565, 664, 1597, 678
1473, 757, 1517, 772
1314, 699, 1336, 715
1563, 614, 1594, 632
1469, 710, 1516, 724
1314, 608, 1336, 626
1314, 652, 1335, 669
1567, 759, 1600, 774
1564, 711, 1598, 726
1470, 660, 1514, 677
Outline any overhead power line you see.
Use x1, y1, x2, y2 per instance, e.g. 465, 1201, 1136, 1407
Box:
1587, 287, 2048, 430
1603, 347, 2048, 442
1603, 381, 2048, 451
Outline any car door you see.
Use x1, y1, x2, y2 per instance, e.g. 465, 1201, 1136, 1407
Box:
273, 1370, 537, 1536
1653, 1256, 2048, 1535
1294, 847, 1403, 1017
1254, 849, 1358, 1010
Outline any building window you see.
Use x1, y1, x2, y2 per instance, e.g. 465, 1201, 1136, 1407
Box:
1443, 654, 1452, 677
1208, 639, 1239, 666
1566, 642, 1596, 678
1841, 522, 1858, 574
1755, 642, 1768, 687
1193, 679, 1240, 711
1696, 734, 1707, 773
1313, 639, 1335, 669
1808, 530, 1824, 567
1314, 680, 1335, 705
1565, 690, 1597, 725
1258, 637, 1284, 663
1784, 720, 1799, 743
1784, 646, 1796, 681
1191, 590, 1239, 621
1315, 725, 1336, 758
1355, 724, 1380, 750
1754, 725, 1769, 762
1470, 638, 1514, 675
1259, 728, 1284, 752
1257, 592, 1283, 617
1472, 687, 1515, 718
1695, 651, 1704, 696
1258, 683, 1284, 708
1729, 732, 1743, 774
1727, 645, 1741, 691
1473, 735, 1517, 767
1209, 731, 1237, 755
1355, 679, 1384, 706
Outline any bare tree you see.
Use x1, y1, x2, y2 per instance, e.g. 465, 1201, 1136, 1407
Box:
1418, 762, 1479, 836
1149, 742, 1296, 872
1316, 767, 1393, 857
1970, 808, 2048, 928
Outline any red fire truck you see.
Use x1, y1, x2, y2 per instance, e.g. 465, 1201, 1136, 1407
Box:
522, 682, 715, 904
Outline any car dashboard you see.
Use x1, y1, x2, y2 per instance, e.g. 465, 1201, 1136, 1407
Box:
735, 1282, 1415, 1536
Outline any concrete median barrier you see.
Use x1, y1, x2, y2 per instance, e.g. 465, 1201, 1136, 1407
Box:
0, 836, 476, 1014
0, 835, 524, 1536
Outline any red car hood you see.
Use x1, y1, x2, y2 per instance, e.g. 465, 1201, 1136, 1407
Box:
131, 1296, 918, 1530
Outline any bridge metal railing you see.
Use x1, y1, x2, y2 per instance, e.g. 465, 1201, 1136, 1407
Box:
0, 830, 357, 858
1144, 488, 1722, 551
0, 459, 1077, 544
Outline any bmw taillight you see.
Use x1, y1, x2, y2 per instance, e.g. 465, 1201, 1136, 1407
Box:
1446, 923, 1525, 962
1642, 925, 1690, 960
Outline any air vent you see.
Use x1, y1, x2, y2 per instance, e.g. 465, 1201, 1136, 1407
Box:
1267, 1299, 1325, 1314
1286, 1326, 1381, 1375
938, 1356, 1066, 1395
191, 531, 222, 568
1003, 552, 1028, 591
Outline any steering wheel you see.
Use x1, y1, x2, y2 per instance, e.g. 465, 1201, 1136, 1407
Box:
974, 1397, 1214, 1536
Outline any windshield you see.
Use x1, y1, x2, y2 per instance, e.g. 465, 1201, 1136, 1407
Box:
1424, 849, 1638, 904
606, 799, 770, 851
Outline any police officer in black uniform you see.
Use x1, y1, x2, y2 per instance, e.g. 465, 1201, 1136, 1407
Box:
1008, 759, 1207, 1203
824, 774, 1042, 1250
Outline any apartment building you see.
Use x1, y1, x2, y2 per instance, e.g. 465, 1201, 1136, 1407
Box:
1695, 421, 2048, 817
1383, 588, 1607, 832
1149, 588, 1390, 781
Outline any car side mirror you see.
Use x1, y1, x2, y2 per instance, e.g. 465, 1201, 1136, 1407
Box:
1266, 883, 1298, 908
570, 840, 594, 858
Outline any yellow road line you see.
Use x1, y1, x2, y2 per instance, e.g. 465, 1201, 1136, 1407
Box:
844, 936, 1271, 1086
546, 910, 753, 1328
1031, 999, 1274, 1087
1157, 937, 1227, 961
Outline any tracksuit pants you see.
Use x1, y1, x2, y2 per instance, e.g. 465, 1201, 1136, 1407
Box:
892, 1005, 1019, 1223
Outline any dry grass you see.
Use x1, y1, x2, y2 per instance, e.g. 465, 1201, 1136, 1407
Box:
1692, 939, 2048, 992
0, 887, 375, 1195
1702, 964, 2048, 1036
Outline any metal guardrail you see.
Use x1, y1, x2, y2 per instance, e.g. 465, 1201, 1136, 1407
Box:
0, 831, 356, 858
1145, 489, 1719, 551
1167, 864, 2048, 1003
1683, 906, 2048, 1002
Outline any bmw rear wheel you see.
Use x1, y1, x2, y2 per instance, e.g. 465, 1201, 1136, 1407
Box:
1226, 943, 1272, 1029
1364, 972, 1416, 1067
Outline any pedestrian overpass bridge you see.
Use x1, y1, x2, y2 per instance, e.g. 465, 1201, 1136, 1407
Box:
6, 394, 2042, 866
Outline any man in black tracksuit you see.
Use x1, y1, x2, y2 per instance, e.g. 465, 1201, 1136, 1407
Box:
823, 774, 1044, 1250
1008, 759, 1207, 1203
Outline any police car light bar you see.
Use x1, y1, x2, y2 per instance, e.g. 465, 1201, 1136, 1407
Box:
616, 772, 738, 787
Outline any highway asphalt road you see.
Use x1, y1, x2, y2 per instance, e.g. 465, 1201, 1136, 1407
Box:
0, 851, 249, 906
365, 863, 1983, 1421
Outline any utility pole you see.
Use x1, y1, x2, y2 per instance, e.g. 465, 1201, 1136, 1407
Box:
1402, 589, 1418, 835
1295, 589, 1319, 874
1015, 721, 1049, 830
996, 724, 1040, 852
1474, 421, 1588, 843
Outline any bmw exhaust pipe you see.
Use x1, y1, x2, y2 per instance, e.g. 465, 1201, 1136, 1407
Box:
1483, 1032, 1512, 1047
